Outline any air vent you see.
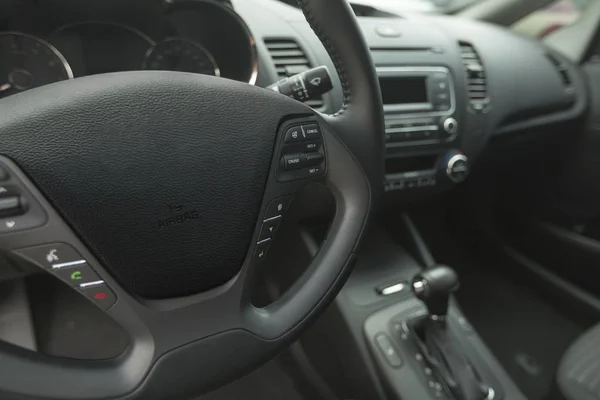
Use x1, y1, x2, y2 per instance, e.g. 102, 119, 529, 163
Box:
264, 38, 324, 110
546, 53, 573, 89
459, 42, 489, 112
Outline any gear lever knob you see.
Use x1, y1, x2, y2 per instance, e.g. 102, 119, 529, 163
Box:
412, 265, 459, 317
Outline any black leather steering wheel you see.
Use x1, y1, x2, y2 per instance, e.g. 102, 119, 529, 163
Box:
0, 1, 384, 399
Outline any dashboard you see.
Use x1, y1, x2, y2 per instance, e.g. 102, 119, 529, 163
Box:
0, 0, 257, 99
0, 0, 592, 199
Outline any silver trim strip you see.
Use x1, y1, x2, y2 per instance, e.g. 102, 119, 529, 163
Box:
256, 238, 272, 245
263, 215, 282, 222
386, 125, 439, 134
52, 259, 86, 269
80, 280, 105, 288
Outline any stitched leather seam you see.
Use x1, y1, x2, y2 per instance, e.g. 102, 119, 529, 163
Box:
296, 0, 350, 117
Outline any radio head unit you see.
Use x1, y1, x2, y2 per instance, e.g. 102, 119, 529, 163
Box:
378, 67, 454, 115
378, 66, 457, 146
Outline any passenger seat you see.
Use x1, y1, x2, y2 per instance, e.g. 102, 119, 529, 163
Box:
556, 324, 600, 400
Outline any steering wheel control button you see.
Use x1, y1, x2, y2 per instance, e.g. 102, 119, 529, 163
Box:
254, 239, 271, 263
284, 126, 304, 143
53, 263, 100, 287
283, 153, 306, 170
80, 282, 117, 311
15, 243, 84, 269
304, 142, 318, 151
265, 196, 293, 219
259, 217, 281, 241
305, 152, 324, 166
301, 124, 320, 139
0, 196, 24, 218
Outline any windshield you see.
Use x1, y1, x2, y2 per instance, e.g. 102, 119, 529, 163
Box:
349, 0, 483, 14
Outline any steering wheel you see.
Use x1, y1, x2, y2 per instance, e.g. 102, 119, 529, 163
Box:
0, 1, 383, 399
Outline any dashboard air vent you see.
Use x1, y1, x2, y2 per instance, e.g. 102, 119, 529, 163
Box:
459, 42, 489, 112
264, 38, 324, 110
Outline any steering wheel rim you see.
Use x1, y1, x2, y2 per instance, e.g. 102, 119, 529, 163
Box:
0, 1, 384, 399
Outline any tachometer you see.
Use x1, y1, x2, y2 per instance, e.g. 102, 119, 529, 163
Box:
0, 32, 73, 99
143, 38, 219, 76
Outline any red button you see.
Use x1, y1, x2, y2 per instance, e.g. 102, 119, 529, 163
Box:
80, 283, 116, 311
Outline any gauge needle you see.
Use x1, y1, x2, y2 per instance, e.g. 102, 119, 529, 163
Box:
0, 83, 12, 92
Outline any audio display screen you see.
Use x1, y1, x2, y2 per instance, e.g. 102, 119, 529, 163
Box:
379, 76, 428, 105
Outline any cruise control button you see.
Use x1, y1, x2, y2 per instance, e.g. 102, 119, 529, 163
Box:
305, 152, 324, 166
284, 126, 304, 143
53, 263, 101, 287
259, 217, 281, 241
15, 243, 84, 269
81, 282, 117, 311
254, 239, 271, 263
304, 142, 319, 151
301, 124, 321, 139
307, 166, 324, 177
283, 153, 305, 170
265, 196, 293, 219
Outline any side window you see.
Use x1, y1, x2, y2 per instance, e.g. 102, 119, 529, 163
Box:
512, 0, 591, 38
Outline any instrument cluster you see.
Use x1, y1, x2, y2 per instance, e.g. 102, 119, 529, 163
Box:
0, 0, 257, 99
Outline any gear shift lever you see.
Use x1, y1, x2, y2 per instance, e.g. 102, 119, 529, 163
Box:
412, 265, 459, 317
410, 266, 491, 400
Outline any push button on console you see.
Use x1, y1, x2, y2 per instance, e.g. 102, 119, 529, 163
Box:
15, 243, 84, 269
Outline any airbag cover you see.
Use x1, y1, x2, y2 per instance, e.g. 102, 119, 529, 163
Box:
0, 71, 306, 298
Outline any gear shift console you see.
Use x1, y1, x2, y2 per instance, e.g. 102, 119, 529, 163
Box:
410, 266, 492, 400
412, 265, 459, 317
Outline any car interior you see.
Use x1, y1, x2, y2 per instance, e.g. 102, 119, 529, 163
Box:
0, 0, 599, 399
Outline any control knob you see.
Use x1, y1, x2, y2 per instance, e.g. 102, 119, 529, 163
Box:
441, 150, 469, 183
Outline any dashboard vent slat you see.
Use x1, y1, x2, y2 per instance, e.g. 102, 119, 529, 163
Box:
264, 38, 324, 110
459, 41, 489, 112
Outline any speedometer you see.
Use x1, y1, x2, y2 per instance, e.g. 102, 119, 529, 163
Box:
0, 32, 72, 99
143, 38, 219, 76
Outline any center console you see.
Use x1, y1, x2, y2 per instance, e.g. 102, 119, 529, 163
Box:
297, 221, 527, 400
379, 65, 472, 195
